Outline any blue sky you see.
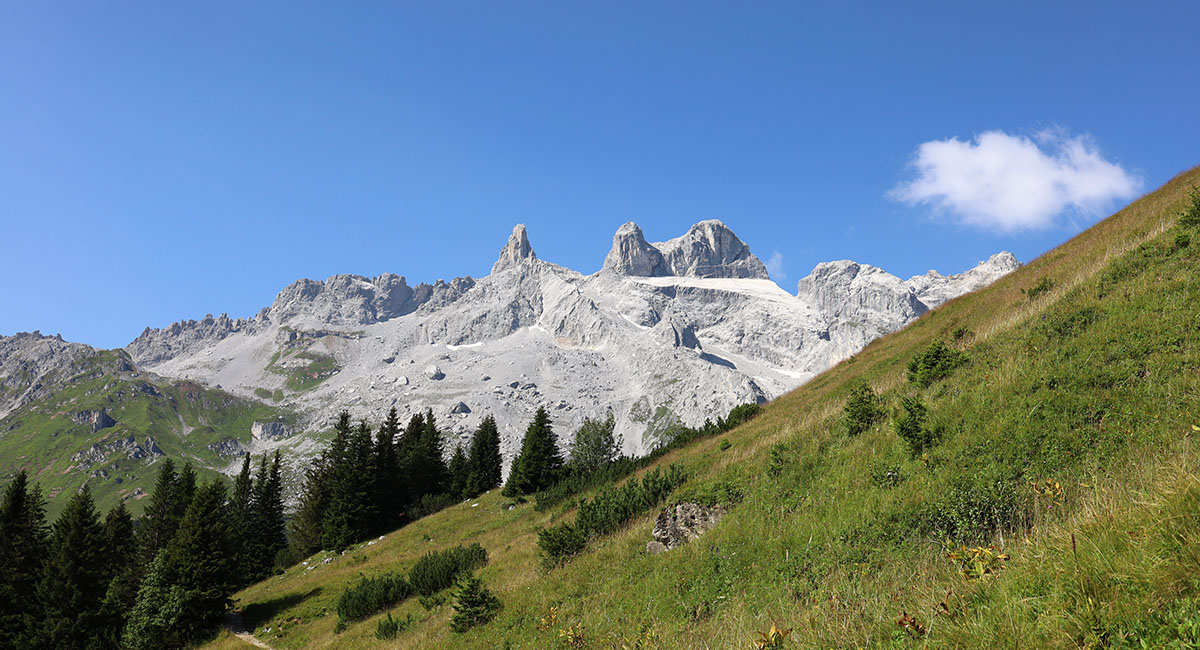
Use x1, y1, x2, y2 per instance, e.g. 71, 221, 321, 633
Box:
2, 2, 1197, 349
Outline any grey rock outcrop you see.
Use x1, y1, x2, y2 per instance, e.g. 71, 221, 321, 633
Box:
602, 222, 670, 276
905, 252, 1021, 308
491, 224, 537, 274
251, 420, 292, 441
72, 409, 116, 433
0, 331, 121, 421
603, 219, 770, 279
654, 220, 769, 279
652, 502, 727, 550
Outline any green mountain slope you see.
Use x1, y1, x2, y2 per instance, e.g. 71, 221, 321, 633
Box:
211, 166, 1200, 650
0, 344, 287, 518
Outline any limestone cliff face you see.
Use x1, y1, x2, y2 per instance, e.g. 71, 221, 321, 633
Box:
602, 219, 769, 279
123, 220, 1017, 459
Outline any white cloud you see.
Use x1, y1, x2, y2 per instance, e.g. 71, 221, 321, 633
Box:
765, 251, 785, 281
890, 129, 1141, 231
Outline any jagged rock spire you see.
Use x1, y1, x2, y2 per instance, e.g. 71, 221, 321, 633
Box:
491, 224, 537, 274
602, 222, 669, 276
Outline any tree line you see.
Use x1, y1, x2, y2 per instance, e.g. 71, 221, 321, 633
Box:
0, 454, 286, 650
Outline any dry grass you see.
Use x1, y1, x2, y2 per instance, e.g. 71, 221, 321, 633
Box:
202, 165, 1200, 650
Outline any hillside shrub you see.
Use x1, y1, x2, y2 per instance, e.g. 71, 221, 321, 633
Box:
449, 573, 502, 633
375, 612, 414, 640
1023, 277, 1056, 301
335, 573, 412, 631
906, 340, 967, 388
408, 543, 489, 597
894, 397, 939, 457
535, 403, 759, 512
843, 383, 883, 436
924, 475, 1021, 542
1179, 186, 1200, 228
539, 465, 688, 566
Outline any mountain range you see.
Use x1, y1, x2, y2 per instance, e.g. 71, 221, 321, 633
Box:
0, 219, 1016, 512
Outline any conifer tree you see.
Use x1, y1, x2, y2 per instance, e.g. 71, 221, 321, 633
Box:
249, 451, 287, 577
230, 454, 254, 581
447, 444, 469, 499
373, 408, 403, 529
503, 407, 563, 496
0, 471, 47, 650
35, 484, 109, 650
406, 410, 449, 500
123, 480, 238, 649
138, 459, 179, 560
464, 415, 503, 497
291, 411, 352, 555
321, 420, 377, 551
98, 502, 138, 650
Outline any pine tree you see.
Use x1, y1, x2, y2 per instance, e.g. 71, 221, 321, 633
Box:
447, 444, 468, 499
291, 412, 352, 555
123, 480, 239, 649
138, 459, 179, 560
35, 484, 109, 650
464, 415, 503, 497
248, 451, 287, 577
0, 471, 47, 650
406, 410, 449, 500
322, 419, 377, 551
373, 408, 403, 530
230, 454, 254, 582
503, 407, 563, 496
160, 480, 239, 640
98, 502, 138, 650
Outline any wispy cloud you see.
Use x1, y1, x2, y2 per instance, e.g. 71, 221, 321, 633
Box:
765, 251, 785, 281
890, 129, 1141, 231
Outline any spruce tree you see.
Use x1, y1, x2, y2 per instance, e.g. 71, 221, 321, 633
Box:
291, 412, 352, 555
321, 419, 377, 551
0, 471, 47, 650
123, 479, 239, 650
406, 410, 449, 500
98, 502, 138, 650
230, 454, 254, 581
465, 415, 503, 497
503, 407, 563, 496
160, 480, 239, 641
373, 408, 403, 529
35, 484, 109, 650
447, 444, 468, 499
249, 451, 287, 577
138, 459, 179, 560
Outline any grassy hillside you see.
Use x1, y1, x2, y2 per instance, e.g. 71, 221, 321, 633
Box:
0, 353, 287, 518
206, 166, 1200, 650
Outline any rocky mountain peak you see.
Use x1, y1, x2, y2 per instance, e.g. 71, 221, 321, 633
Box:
653, 219, 770, 279
602, 221, 670, 276
491, 224, 537, 274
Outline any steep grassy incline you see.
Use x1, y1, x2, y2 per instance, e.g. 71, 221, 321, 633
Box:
0, 354, 286, 518
209, 166, 1200, 650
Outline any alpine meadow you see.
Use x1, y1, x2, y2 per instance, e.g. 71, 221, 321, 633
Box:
187, 167, 1200, 649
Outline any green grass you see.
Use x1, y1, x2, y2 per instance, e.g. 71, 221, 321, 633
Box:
266, 347, 339, 393
0, 366, 285, 519
198, 168, 1200, 649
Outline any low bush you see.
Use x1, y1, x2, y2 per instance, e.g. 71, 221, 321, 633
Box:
1023, 277, 1056, 301
894, 396, 939, 457
408, 543, 489, 597
539, 465, 688, 566
449, 573, 502, 633
843, 383, 883, 436
375, 612, 414, 640
335, 573, 412, 631
907, 340, 967, 388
